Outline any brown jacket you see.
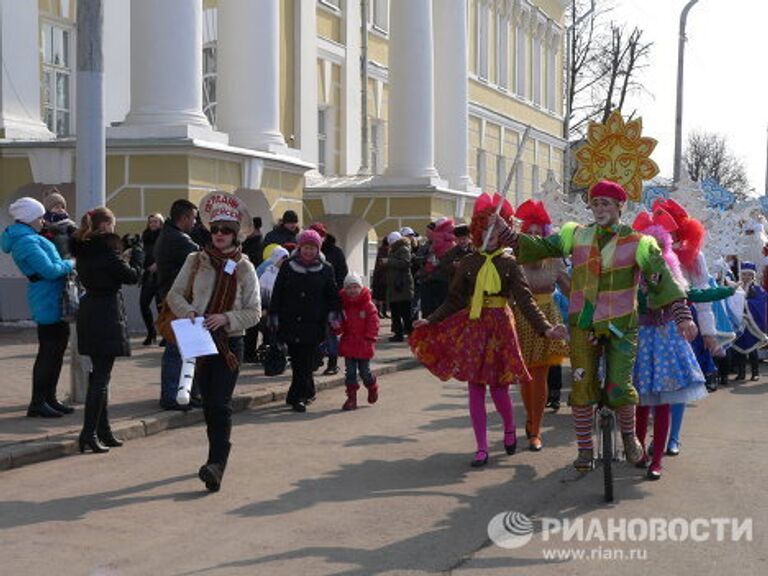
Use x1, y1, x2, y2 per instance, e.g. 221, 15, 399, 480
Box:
427, 251, 552, 335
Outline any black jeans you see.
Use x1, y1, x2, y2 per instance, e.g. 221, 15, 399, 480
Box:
287, 343, 317, 404
33, 322, 70, 405
139, 273, 160, 336
195, 337, 243, 466
389, 300, 413, 337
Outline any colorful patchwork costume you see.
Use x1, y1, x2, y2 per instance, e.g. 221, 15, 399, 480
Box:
500, 181, 689, 471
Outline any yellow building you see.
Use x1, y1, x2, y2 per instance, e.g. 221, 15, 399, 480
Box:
0, 0, 567, 319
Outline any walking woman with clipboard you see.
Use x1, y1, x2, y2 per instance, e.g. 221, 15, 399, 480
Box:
166, 192, 261, 492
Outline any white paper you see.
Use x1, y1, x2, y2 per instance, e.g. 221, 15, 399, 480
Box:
171, 317, 218, 360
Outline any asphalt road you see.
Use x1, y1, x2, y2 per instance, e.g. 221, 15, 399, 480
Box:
1, 367, 766, 576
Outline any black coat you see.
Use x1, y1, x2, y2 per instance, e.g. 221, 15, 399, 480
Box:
242, 233, 264, 266
263, 224, 298, 248
322, 234, 348, 289
141, 227, 161, 269
71, 233, 142, 357
154, 221, 199, 299
269, 255, 340, 345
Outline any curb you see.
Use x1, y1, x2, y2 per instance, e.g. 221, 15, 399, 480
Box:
0, 358, 421, 473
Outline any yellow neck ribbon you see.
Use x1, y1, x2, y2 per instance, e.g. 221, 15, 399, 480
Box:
469, 248, 505, 319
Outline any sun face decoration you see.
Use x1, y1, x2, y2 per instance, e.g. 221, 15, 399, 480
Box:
573, 110, 659, 202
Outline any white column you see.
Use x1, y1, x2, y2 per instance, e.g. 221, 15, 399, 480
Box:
296, 0, 318, 164
532, 13, 546, 107
217, 0, 285, 151
0, 0, 55, 139
342, 5, 362, 174
434, 0, 471, 190
76, 0, 105, 216
514, 4, 530, 99
546, 24, 562, 113
385, 0, 438, 179
118, 0, 218, 140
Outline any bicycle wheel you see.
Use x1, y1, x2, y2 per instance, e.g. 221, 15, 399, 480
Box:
600, 410, 614, 502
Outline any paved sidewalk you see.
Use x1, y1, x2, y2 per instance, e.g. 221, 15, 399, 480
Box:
0, 321, 419, 472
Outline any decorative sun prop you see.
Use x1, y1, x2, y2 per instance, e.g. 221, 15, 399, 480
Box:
573, 110, 659, 202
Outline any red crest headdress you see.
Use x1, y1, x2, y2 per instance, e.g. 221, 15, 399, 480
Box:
651, 198, 705, 269
516, 199, 552, 233
470, 193, 515, 248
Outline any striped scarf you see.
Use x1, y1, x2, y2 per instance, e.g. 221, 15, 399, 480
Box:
204, 245, 241, 371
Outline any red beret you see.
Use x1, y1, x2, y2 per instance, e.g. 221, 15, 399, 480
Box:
589, 180, 628, 203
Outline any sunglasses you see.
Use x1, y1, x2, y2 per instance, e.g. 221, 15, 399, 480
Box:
210, 225, 236, 236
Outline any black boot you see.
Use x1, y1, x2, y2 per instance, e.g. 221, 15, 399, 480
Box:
46, 379, 74, 414
719, 373, 729, 388
705, 373, 718, 392
97, 397, 123, 447
27, 401, 63, 418
78, 380, 109, 454
323, 356, 339, 375
734, 355, 747, 382
199, 442, 231, 492
750, 353, 760, 381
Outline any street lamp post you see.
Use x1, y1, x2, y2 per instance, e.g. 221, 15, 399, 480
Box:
673, 0, 700, 186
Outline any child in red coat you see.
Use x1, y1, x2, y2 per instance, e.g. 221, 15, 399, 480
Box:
337, 272, 381, 410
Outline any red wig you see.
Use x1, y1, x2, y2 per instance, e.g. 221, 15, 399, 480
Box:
652, 198, 705, 269
516, 199, 552, 234
470, 193, 515, 248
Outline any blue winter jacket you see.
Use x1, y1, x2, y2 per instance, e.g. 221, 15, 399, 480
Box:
1, 222, 73, 325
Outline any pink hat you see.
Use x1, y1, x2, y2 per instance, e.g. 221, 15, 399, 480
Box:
297, 229, 323, 249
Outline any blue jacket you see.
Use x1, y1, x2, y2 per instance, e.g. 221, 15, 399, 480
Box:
1, 222, 73, 325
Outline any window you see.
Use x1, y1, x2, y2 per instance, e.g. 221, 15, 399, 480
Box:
318, 108, 329, 175
203, 45, 217, 126
370, 120, 385, 175
370, 0, 389, 33
496, 155, 507, 193
476, 2, 489, 80
41, 22, 73, 136
476, 148, 487, 190
497, 15, 509, 89
319, 0, 341, 11
202, 8, 218, 126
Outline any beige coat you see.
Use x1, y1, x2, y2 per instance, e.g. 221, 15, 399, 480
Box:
167, 251, 261, 336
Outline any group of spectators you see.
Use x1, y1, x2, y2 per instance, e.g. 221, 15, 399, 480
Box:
370, 218, 473, 342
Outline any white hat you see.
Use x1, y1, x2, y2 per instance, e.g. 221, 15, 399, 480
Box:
198, 191, 253, 240
9, 197, 45, 224
387, 231, 403, 245
343, 272, 364, 288
400, 226, 415, 237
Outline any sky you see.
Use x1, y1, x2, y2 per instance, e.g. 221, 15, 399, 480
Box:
607, 0, 767, 194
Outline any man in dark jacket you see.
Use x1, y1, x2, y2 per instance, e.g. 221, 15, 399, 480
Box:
263, 209, 299, 247
154, 199, 199, 410
243, 217, 264, 362
309, 222, 348, 374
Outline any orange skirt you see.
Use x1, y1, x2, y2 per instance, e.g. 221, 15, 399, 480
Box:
409, 305, 531, 387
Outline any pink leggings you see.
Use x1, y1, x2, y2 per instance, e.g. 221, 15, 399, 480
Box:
468, 383, 516, 453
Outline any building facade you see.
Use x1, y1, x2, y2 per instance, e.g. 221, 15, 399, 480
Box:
0, 0, 567, 319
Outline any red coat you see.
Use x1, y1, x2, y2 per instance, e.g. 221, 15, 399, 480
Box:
338, 287, 380, 359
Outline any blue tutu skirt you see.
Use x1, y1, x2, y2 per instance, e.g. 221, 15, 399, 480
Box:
634, 321, 708, 406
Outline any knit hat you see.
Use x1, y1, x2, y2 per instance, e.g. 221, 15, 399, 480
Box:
588, 180, 628, 203
387, 231, 403, 245
268, 246, 289, 263
43, 191, 67, 212
454, 224, 470, 237
9, 197, 45, 224
309, 222, 328, 237
282, 209, 299, 224
297, 229, 322, 249
400, 226, 416, 237
343, 272, 364, 288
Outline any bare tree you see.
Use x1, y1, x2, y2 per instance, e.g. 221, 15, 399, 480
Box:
567, 1, 652, 137
684, 131, 753, 198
